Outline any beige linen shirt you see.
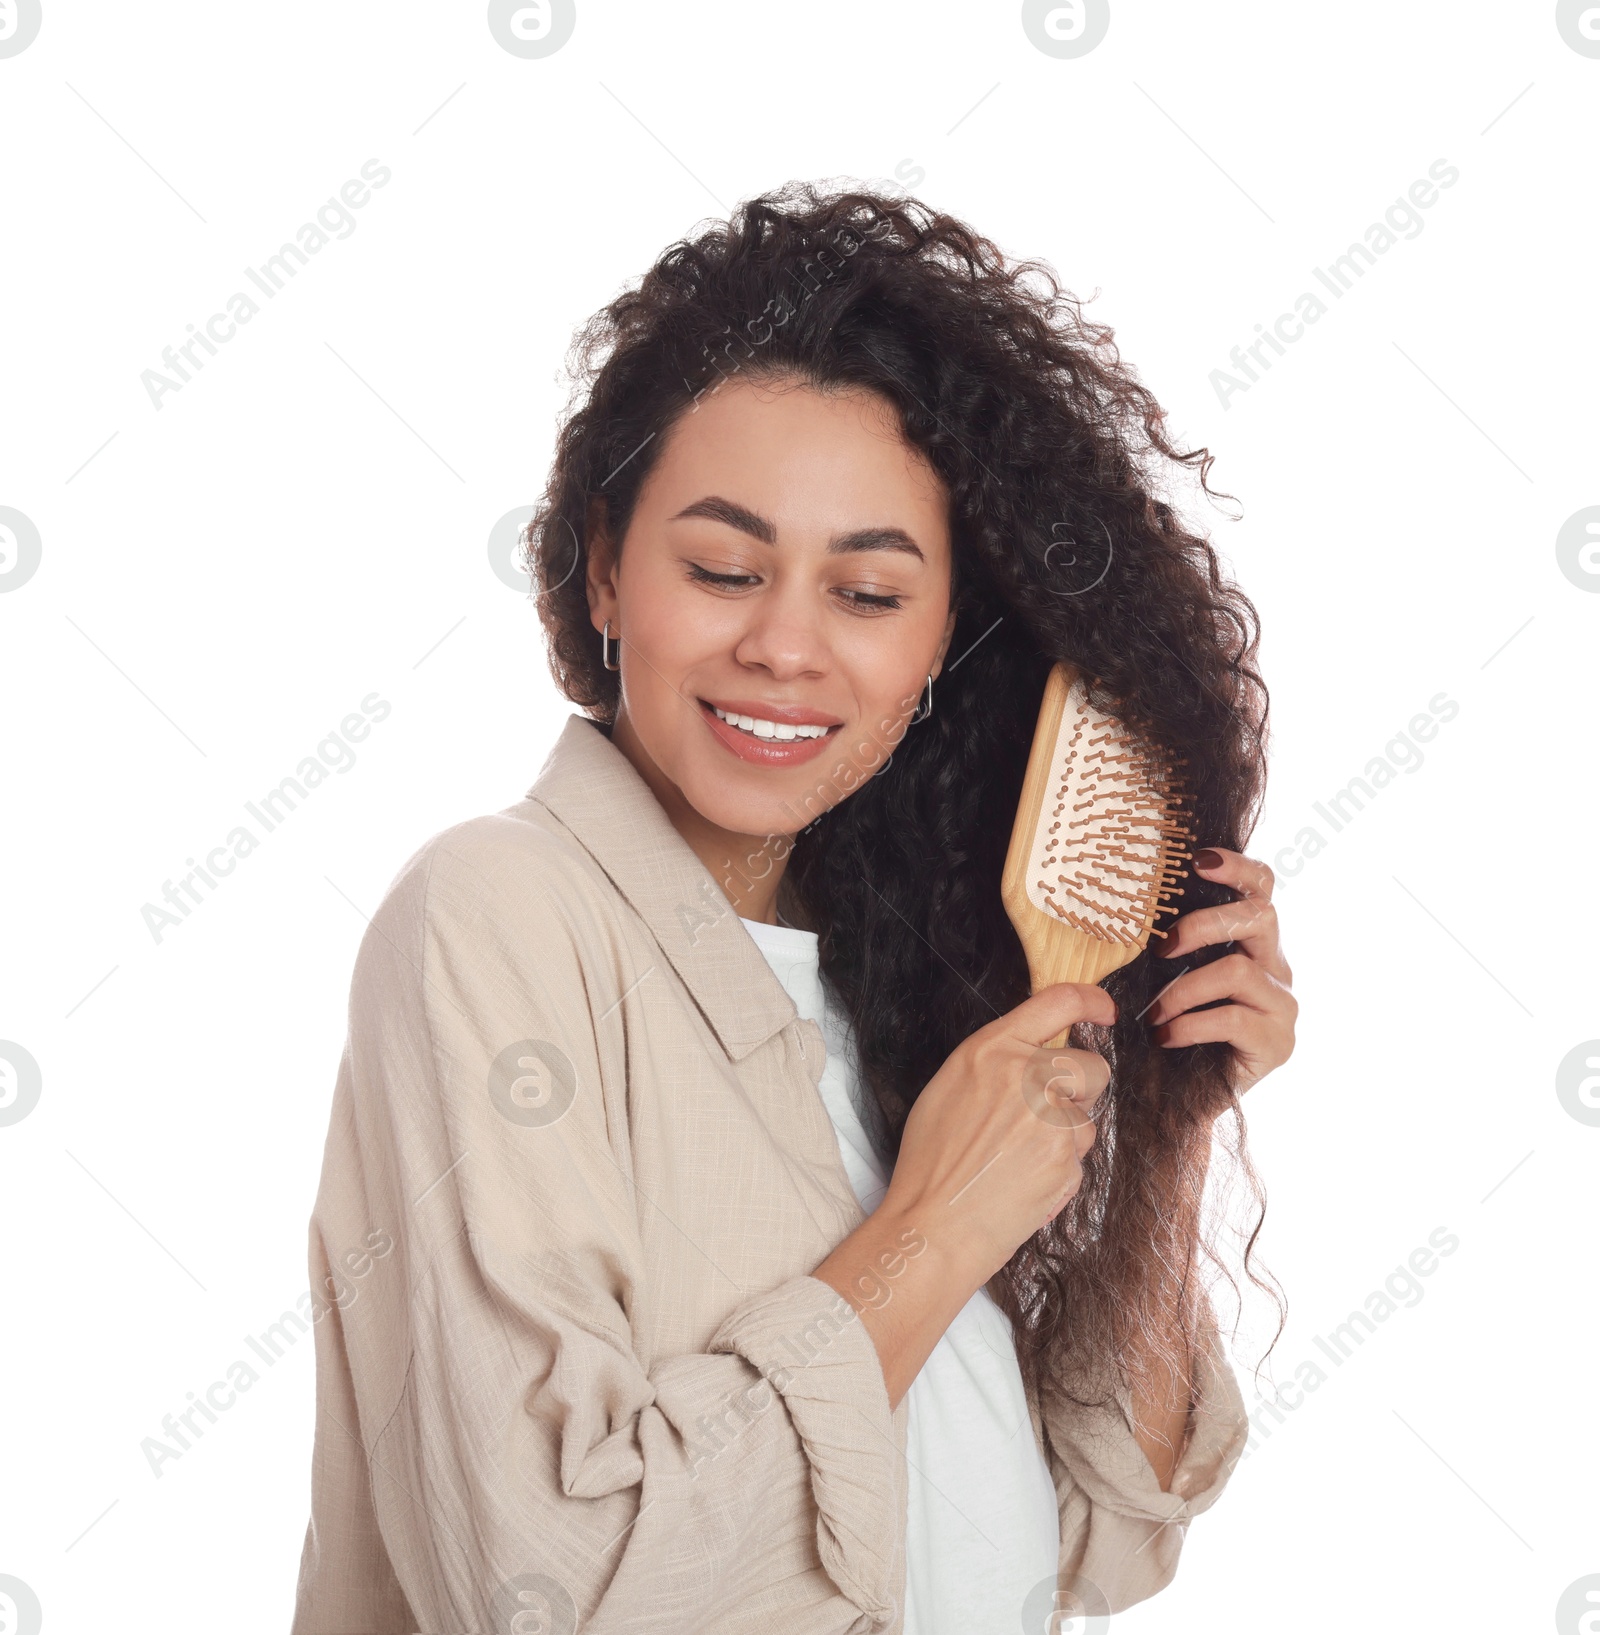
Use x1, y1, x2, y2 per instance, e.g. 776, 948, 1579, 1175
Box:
291, 713, 1249, 1635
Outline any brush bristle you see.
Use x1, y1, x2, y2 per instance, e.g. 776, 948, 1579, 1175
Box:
1025, 676, 1197, 946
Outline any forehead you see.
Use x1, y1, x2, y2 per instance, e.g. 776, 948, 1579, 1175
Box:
640, 376, 950, 540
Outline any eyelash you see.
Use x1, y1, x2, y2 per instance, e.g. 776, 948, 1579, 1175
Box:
685, 562, 903, 611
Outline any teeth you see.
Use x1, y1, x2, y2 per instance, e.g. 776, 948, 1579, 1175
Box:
712, 706, 829, 740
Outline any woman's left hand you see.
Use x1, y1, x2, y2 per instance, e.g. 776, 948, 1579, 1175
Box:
1147, 847, 1296, 1097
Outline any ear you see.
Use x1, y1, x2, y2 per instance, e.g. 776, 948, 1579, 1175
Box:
584, 496, 619, 634
929, 602, 959, 681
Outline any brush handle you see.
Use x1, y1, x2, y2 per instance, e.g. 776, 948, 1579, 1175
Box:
1029, 932, 1136, 1051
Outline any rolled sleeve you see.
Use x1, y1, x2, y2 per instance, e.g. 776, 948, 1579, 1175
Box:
1038, 1296, 1249, 1614
707, 1272, 907, 1624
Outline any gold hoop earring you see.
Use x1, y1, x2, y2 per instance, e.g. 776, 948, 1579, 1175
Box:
601, 620, 621, 672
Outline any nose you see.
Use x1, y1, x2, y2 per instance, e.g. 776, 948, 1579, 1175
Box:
730, 572, 829, 681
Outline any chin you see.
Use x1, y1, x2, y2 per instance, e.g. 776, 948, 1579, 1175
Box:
678, 755, 836, 843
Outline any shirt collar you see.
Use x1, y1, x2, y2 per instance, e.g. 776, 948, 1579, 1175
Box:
523, 714, 801, 1063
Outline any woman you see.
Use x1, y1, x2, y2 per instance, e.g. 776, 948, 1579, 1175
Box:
292, 183, 1295, 1634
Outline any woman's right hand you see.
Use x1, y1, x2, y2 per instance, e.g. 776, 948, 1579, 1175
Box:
881, 982, 1115, 1287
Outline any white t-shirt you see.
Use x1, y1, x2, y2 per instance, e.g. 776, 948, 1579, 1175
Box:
739, 915, 1061, 1635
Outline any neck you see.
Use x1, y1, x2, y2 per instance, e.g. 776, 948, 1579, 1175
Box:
608, 708, 802, 927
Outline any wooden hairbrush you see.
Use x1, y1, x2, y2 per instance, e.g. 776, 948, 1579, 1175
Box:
1002, 661, 1198, 1049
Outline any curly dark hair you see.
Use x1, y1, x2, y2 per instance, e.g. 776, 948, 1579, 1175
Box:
525, 180, 1285, 1417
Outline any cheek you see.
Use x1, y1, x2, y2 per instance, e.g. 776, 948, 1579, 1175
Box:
838, 617, 941, 718
616, 562, 728, 739
620, 560, 705, 677
807, 630, 932, 777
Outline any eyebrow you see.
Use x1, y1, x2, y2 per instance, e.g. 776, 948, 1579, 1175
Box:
667, 494, 927, 563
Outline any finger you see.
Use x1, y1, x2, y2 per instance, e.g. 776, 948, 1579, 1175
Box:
998, 981, 1117, 1047
1153, 1002, 1255, 1050
1145, 953, 1288, 1027
1158, 898, 1287, 981
1184, 847, 1276, 904
1156, 1005, 1286, 1073
1042, 1162, 1083, 1226
1045, 1048, 1110, 1107
1022, 1047, 1110, 1126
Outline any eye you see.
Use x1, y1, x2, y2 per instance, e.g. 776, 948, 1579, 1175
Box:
684, 561, 905, 612
837, 588, 904, 612
686, 563, 760, 590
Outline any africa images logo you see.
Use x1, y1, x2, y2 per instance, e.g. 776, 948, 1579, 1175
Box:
0, 0, 42, 57
139, 161, 392, 410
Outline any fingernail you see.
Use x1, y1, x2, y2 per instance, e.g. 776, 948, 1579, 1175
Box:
1193, 848, 1223, 871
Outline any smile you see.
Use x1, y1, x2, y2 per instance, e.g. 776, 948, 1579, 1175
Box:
710, 706, 830, 740
696, 698, 843, 767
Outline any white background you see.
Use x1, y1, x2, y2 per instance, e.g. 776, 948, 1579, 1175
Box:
2, 2, 1596, 1631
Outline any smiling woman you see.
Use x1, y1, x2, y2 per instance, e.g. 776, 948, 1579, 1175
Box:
291, 182, 1293, 1635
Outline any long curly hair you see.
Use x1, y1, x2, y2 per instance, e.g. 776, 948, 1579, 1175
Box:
526, 180, 1284, 1418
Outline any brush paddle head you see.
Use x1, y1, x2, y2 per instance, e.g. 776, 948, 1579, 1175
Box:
1002, 661, 1197, 1045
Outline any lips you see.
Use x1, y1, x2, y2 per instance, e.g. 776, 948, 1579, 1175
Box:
696, 698, 842, 768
